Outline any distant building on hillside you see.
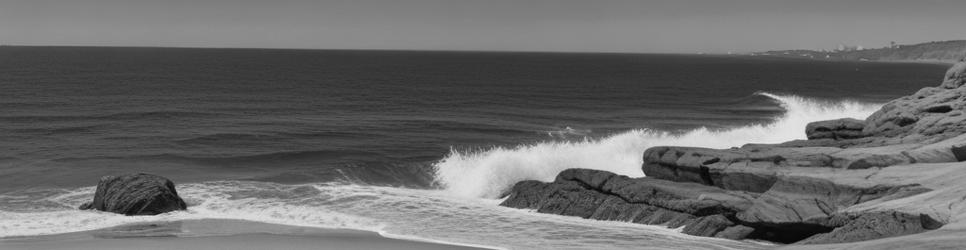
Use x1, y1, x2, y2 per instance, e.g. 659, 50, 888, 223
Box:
836, 44, 863, 52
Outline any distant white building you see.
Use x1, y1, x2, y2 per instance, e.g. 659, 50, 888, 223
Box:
836, 44, 863, 52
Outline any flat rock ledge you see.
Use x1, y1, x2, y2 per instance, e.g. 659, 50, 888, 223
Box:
500, 61, 966, 246
79, 173, 188, 216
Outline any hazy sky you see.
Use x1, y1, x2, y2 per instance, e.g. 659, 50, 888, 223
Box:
1, 0, 964, 53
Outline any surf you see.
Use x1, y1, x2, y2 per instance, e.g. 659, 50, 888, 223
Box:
432, 92, 883, 198
0, 180, 767, 249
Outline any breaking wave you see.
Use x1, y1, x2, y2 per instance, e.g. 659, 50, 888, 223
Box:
432, 92, 883, 198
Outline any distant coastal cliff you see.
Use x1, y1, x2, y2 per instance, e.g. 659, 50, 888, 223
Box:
754, 40, 966, 63
499, 61, 966, 248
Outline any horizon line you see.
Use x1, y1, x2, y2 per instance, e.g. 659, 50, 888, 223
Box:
3, 39, 961, 55
0, 44, 739, 56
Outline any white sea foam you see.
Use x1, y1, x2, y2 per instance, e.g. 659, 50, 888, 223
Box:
0, 182, 383, 238
433, 92, 883, 198
0, 181, 770, 249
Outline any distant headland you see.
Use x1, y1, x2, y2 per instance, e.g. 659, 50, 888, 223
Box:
751, 40, 966, 63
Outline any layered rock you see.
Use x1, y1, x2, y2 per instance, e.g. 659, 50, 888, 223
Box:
502, 168, 939, 244
502, 169, 759, 238
805, 118, 867, 140
500, 62, 966, 246
864, 60, 966, 141
79, 173, 188, 215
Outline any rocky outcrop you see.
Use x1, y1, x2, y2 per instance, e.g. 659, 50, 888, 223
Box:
864, 61, 966, 141
79, 173, 187, 215
500, 63, 966, 246
502, 169, 758, 239
502, 168, 938, 244
805, 118, 867, 140
942, 59, 966, 89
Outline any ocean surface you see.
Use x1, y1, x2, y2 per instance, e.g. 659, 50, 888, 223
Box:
0, 47, 949, 249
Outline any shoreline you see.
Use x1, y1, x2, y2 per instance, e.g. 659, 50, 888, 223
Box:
745, 54, 958, 65
0, 219, 498, 250
497, 60, 966, 247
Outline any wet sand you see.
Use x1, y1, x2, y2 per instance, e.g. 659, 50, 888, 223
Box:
0, 219, 495, 250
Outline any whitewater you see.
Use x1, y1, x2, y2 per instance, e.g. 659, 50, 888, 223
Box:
433, 92, 883, 198
0, 92, 880, 250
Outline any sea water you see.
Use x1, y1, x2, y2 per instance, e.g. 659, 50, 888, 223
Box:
0, 47, 948, 249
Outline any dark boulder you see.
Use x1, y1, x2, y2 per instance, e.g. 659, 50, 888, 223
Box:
79, 173, 187, 215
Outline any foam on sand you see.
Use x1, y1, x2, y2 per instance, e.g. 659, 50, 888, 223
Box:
0, 181, 768, 249
0, 219, 489, 250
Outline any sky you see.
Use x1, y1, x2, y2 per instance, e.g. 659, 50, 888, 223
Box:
1, 0, 964, 53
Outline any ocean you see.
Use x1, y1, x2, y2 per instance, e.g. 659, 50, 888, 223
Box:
0, 47, 949, 249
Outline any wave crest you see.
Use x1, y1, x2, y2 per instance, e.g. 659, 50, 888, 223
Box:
432, 92, 882, 198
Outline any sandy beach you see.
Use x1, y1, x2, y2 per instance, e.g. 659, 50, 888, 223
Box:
0, 219, 493, 250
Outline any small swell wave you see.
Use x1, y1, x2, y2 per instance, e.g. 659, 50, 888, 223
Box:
175, 131, 382, 145
433, 92, 882, 198
53, 150, 377, 166
174, 133, 276, 144
49, 151, 438, 188
0, 110, 225, 123
11, 124, 104, 135
545, 126, 591, 138
175, 150, 369, 164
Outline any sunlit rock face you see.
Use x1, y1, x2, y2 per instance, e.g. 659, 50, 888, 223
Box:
501, 62, 966, 245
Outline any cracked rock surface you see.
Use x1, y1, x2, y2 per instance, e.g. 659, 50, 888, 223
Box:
501, 61, 966, 246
